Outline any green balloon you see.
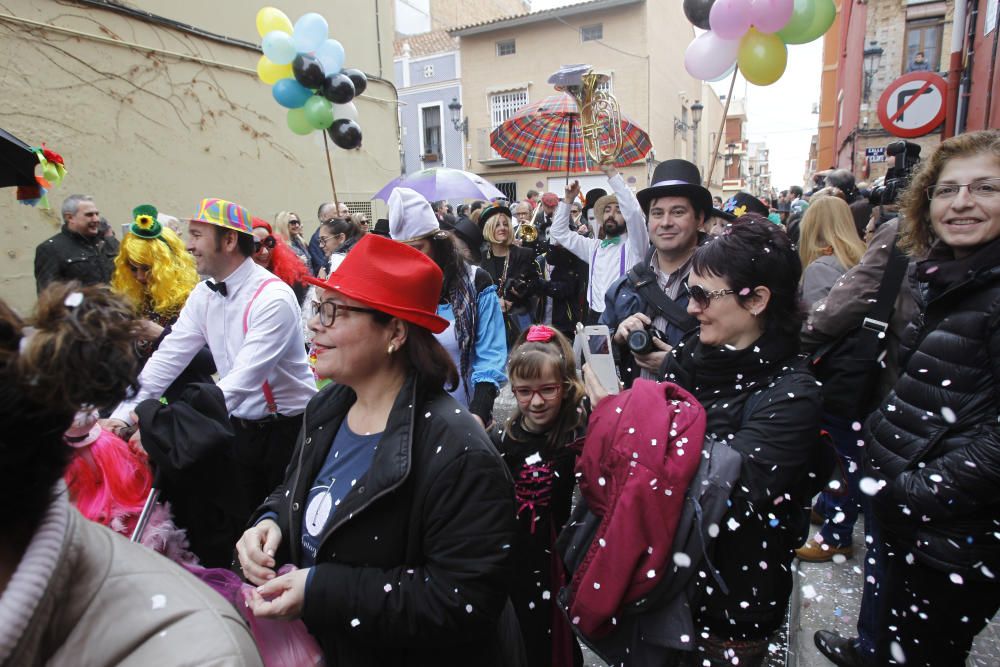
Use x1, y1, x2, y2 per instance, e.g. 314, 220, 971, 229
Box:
287, 108, 312, 135
798, 0, 836, 44
303, 95, 335, 130
777, 0, 819, 44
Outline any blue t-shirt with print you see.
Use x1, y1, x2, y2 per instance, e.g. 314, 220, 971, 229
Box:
300, 421, 381, 567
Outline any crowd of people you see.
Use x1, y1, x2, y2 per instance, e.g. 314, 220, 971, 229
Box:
3, 127, 999, 667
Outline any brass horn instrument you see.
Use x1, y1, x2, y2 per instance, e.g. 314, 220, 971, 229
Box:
554, 66, 623, 164
515, 204, 540, 243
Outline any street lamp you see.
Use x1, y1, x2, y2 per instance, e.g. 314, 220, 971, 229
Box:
448, 97, 468, 139
863, 42, 884, 103
691, 101, 703, 173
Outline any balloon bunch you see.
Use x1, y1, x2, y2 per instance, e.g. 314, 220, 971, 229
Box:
683, 0, 836, 86
256, 6, 366, 149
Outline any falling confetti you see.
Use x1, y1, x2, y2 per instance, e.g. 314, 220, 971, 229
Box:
941, 407, 957, 424
151, 594, 166, 610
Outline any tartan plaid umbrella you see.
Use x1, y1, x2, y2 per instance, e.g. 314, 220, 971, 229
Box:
489, 93, 652, 172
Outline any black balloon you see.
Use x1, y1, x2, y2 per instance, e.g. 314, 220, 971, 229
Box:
293, 54, 326, 89
683, 0, 715, 29
342, 68, 368, 96
320, 73, 356, 105
328, 119, 362, 150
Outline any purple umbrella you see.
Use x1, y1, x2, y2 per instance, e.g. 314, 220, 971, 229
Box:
373, 167, 506, 202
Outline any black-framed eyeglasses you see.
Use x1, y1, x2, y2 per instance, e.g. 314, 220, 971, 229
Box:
926, 178, 1000, 200
254, 235, 276, 252
310, 300, 379, 327
511, 383, 566, 402
686, 284, 736, 310
317, 234, 336, 247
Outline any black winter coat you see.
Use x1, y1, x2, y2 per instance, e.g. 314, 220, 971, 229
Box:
251, 374, 520, 666
34, 225, 119, 293
865, 238, 1000, 581
663, 332, 822, 640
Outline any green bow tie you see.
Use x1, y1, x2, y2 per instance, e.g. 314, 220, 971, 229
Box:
600, 235, 622, 248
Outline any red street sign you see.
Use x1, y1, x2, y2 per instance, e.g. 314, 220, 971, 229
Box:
877, 72, 948, 138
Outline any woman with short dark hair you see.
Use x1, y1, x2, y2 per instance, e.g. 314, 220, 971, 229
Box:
662, 221, 821, 664
236, 234, 518, 666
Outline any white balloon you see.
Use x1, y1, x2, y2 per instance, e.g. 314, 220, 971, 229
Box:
332, 101, 358, 122
684, 30, 740, 82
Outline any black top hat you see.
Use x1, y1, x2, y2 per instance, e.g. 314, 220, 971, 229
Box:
372, 218, 390, 237
637, 159, 713, 215
721, 192, 770, 218
582, 188, 607, 215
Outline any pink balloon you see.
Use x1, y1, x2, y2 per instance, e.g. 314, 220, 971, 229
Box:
750, 0, 795, 33
684, 31, 741, 81
710, 0, 754, 40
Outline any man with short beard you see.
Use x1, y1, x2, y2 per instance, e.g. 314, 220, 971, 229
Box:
35, 194, 119, 292
547, 165, 649, 323
602, 160, 710, 384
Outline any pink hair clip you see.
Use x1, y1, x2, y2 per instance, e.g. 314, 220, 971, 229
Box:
525, 325, 556, 343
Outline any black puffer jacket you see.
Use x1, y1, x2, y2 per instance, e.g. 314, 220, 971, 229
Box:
251, 374, 519, 666
663, 332, 822, 640
34, 225, 119, 293
866, 237, 1000, 581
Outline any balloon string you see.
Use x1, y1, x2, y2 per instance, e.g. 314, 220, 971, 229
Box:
707, 68, 738, 188
322, 130, 341, 210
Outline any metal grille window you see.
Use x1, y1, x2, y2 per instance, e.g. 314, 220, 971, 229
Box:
596, 77, 612, 94
343, 201, 374, 220
581, 24, 603, 41
496, 39, 515, 56
494, 181, 517, 203
489, 89, 528, 130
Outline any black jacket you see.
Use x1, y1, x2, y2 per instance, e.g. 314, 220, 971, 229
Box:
663, 332, 822, 639
34, 225, 119, 293
251, 374, 519, 666
865, 238, 1000, 580
537, 245, 587, 338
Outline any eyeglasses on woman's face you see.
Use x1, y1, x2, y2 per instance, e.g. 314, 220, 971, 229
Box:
686, 284, 736, 310
310, 300, 378, 327
288, 218, 301, 227
511, 383, 564, 403
926, 178, 1000, 201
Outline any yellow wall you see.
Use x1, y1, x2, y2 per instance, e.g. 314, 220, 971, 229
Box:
0, 0, 399, 313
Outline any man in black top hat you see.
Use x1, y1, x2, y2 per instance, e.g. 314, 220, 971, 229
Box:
602, 159, 710, 384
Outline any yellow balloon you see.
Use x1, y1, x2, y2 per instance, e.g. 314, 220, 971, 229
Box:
257, 55, 293, 85
737, 28, 788, 86
256, 7, 293, 37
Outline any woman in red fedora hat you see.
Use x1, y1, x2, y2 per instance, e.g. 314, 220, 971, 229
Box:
236, 233, 521, 667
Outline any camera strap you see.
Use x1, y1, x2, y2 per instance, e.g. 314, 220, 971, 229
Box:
627, 259, 698, 333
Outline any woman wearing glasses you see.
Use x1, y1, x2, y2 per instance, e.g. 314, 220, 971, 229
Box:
491, 325, 586, 667
816, 129, 1000, 667
251, 219, 310, 305
275, 211, 310, 265
236, 233, 519, 666
658, 221, 822, 665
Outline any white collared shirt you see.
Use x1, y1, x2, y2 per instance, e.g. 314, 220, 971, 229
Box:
547, 173, 649, 312
112, 258, 316, 422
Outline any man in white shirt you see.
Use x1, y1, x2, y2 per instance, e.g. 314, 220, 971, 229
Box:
105, 198, 316, 528
547, 165, 649, 323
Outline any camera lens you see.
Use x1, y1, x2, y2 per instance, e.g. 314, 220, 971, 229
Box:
627, 329, 653, 355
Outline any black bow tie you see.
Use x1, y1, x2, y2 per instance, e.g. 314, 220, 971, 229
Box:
205, 280, 228, 296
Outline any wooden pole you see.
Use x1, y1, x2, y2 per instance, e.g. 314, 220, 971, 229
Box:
322, 131, 341, 210
707, 69, 739, 188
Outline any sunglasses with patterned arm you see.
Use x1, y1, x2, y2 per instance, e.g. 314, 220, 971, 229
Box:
686, 284, 736, 310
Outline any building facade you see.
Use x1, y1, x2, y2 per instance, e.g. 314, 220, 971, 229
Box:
449, 0, 725, 202
0, 0, 400, 312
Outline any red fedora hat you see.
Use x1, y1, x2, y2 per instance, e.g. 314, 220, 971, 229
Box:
303, 234, 449, 333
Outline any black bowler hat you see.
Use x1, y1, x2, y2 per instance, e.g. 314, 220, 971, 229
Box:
372, 218, 390, 237
582, 188, 607, 216
637, 159, 713, 215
